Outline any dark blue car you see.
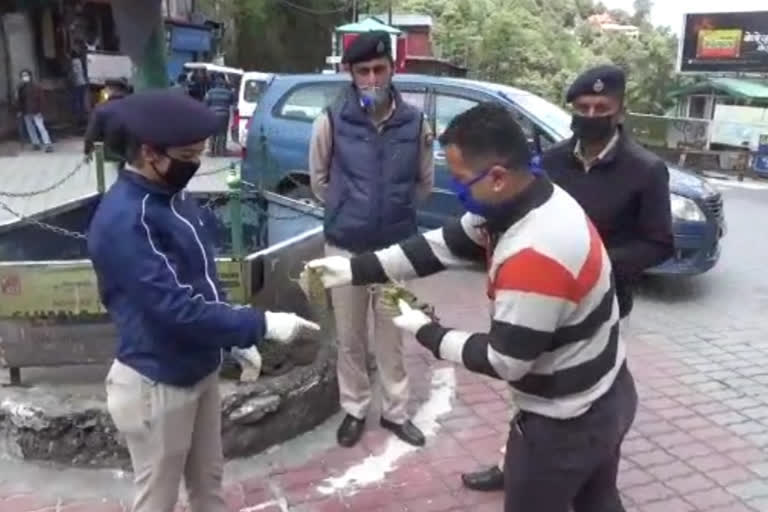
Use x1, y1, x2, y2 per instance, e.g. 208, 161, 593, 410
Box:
243, 73, 726, 275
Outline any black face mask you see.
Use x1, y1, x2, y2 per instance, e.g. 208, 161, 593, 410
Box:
152, 154, 201, 191
571, 114, 617, 143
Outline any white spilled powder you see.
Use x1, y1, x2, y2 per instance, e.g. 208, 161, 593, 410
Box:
316, 366, 456, 495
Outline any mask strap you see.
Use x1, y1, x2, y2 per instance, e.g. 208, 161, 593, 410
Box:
148, 147, 170, 185
529, 154, 543, 176
464, 167, 494, 187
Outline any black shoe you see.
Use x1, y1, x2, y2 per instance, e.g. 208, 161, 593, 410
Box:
380, 418, 426, 447
337, 414, 365, 447
461, 466, 504, 492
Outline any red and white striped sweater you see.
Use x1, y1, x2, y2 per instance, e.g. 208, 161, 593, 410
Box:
350, 177, 625, 419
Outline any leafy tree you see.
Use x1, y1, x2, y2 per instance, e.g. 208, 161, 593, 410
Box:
394, 0, 681, 114
205, 0, 682, 114
632, 0, 653, 26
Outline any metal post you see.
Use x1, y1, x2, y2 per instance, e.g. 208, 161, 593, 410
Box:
226, 164, 243, 260
95, 141, 106, 194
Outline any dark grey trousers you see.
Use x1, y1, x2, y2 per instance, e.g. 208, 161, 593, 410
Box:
504, 363, 637, 512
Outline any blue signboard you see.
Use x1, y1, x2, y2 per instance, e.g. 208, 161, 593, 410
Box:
170, 25, 211, 52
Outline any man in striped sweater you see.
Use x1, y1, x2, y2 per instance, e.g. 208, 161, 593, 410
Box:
307, 103, 638, 511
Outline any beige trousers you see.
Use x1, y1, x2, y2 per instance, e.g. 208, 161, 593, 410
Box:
326, 244, 409, 424
106, 360, 226, 512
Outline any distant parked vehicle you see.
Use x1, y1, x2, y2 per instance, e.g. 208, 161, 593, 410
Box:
243, 73, 726, 276
233, 71, 273, 145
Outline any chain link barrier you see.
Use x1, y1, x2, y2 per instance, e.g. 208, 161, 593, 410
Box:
0, 197, 89, 240
0, 158, 88, 199
0, 157, 321, 242
0, 157, 92, 240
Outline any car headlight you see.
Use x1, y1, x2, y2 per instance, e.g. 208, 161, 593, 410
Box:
670, 193, 706, 222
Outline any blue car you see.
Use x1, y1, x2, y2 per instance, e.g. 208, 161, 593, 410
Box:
243, 74, 725, 275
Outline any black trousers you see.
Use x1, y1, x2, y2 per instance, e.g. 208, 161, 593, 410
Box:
504, 363, 637, 512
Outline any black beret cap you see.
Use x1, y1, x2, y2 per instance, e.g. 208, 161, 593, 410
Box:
342, 31, 392, 65
566, 65, 626, 103
114, 89, 219, 148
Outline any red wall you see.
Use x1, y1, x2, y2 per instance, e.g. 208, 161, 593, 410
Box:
405, 30, 431, 57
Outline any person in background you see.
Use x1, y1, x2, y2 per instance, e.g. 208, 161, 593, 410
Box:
308, 30, 434, 449
204, 74, 235, 156
460, 65, 674, 494
174, 73, 189, 94
69, 50, 89, 125
96, 77, 132, 105
16, 69, 53, 153
84, 78, 133, 162
307, 103, 637, 512
88, 90, 319, 512
187, 69, 207, 102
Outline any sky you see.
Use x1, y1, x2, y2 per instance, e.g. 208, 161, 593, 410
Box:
600, 0, 767, 34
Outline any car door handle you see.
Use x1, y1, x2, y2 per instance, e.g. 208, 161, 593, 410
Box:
434, 149, 446, 161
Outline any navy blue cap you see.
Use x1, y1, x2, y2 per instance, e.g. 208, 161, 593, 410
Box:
114, 89, 219, 147
566, 65, 626, 103
342, 31, 392, 65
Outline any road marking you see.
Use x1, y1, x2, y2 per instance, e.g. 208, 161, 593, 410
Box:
316, 366, 456, 495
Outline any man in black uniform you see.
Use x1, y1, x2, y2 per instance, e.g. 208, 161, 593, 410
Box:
84, 78, 134, 161
461, 65, 674, 494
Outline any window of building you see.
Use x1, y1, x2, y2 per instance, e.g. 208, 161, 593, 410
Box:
688, 95, 708, 119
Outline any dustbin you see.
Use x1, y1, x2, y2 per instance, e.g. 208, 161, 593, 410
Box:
755, 134, 768, 176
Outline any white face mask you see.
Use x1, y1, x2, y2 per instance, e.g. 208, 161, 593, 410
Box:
20, 75, 31, 83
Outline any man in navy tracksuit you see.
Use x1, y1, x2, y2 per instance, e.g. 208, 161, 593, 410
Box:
88, 90, 318, 512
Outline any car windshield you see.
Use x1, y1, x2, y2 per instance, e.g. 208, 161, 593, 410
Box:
243, 79, 268, 102
498, 88, 573, 140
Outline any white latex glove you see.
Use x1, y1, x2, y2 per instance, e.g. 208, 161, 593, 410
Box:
230, 346, 262, 382
392, 299, 432, 336
306, 256, 353, 288
264, 311, 320, 344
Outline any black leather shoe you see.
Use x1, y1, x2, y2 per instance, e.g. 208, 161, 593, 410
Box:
461, 466, 504, 492
380, 418, 426, 447
337, 414, 365, 447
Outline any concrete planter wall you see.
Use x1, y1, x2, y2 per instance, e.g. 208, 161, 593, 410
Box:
0, 343, 338, 468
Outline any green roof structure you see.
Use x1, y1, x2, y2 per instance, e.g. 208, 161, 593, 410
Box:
670, 78, 768, 100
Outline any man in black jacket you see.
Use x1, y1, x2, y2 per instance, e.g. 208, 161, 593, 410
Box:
84, 78, 133, 161
461, 65, 674, 494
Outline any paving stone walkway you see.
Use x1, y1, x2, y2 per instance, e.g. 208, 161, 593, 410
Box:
4, 273, 768, 511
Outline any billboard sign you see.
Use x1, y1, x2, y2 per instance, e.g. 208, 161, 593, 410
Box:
679, 11, 768, 74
